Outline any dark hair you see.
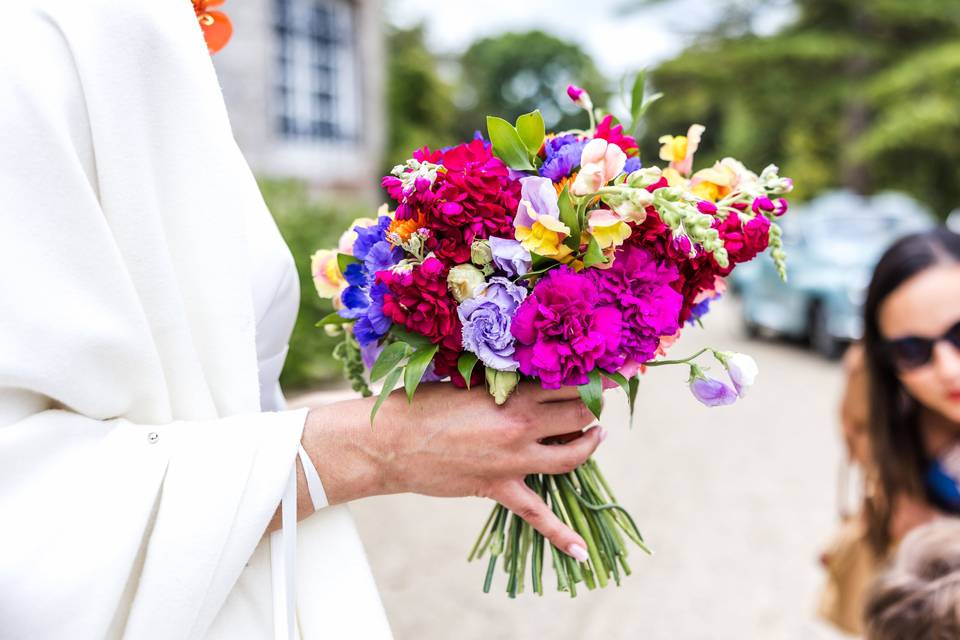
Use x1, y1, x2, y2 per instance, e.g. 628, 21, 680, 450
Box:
862, 227, 960, 553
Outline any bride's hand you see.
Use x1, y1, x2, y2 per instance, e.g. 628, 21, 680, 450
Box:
303, 381, 605, 561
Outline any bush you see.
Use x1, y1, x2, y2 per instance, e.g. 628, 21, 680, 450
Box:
258, 178, 372, 393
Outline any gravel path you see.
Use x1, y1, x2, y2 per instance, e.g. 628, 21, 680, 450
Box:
293, 298, 854, 639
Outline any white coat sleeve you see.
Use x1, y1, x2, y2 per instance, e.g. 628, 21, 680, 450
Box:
0, 8, 309, 639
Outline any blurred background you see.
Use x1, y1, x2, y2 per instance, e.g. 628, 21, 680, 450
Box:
211, 1, 960, 637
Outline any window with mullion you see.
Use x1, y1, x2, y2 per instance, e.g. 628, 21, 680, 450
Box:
273, 0, 357, 142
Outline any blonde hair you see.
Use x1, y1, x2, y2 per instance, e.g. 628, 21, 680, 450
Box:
865, 519, 960, 639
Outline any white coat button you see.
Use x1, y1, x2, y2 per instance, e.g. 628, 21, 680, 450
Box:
147, 432, 159, 444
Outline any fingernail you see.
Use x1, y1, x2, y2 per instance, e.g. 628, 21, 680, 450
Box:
598, 427, 608, 443
567, 543, 589, 562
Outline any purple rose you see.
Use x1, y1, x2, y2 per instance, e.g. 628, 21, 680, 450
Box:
489, 236, 532, 277
458, 277, 527, 371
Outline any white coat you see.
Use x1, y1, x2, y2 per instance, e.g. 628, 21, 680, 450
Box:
0, 2, 392, 638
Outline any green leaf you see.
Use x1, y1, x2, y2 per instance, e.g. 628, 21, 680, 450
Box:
515, 110, 545, 157
315, 311, 351, 327
577, 369, 604, 421
370, 365, 404, 426
639, 92, 663, 119
627, 376, 640, 429
404, 344, 440, 402
337, 253, 359, 274
557, 185, 581, 251
388, 327, 434, 350
457, 352, 480, 390
601, 370, 629, 396
629, 71, 646, 133
582, 236, 606, 267
486, 116, 535, 171
369, 341, 411, 382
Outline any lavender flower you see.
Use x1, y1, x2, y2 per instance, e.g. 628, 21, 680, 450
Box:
458, 277, 527, 371
688, 365, 738, 407
488, 236, 532, 277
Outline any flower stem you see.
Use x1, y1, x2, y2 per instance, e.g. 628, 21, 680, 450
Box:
557, 474, 608, 589
642, 347, 711, 367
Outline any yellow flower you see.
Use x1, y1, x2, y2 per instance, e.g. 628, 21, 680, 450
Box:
587, 209, 632, 250
310, 249, 346, 299
515, 216, 573, 260
658, 124, 705, 176
659, 134, 688, 164
690, 162, 738, 202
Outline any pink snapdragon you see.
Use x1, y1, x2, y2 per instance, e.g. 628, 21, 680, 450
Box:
572, 138, 627, 196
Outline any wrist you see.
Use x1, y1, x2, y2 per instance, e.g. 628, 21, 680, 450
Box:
302, 398, 393, 505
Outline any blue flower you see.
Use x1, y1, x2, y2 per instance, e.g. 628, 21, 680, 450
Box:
338, 215, 400, 344
353, 216, 392, 261
623, 156, 642, 175
539, 134, 586, 182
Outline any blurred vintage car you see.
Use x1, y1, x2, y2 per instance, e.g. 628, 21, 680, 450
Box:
732, 190, 936, 358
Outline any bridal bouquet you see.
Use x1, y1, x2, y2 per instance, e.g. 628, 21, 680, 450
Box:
312, 76, 792, 597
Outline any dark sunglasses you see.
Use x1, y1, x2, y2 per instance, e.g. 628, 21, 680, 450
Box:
882, 319, 960, 372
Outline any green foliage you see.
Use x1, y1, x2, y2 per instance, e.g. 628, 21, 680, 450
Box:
638, 0, 960, 216
258, 178, 373, 392
457, 31, 609, 137
385, 24, 458, 168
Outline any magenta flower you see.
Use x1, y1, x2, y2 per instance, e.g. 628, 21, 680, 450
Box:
589, 245, 683, 366
511, 267, 623, 388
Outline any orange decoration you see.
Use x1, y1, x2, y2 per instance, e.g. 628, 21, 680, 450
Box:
193, 0, 233, 54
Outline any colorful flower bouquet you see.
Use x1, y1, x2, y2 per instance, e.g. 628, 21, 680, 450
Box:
312, 76, 792, 597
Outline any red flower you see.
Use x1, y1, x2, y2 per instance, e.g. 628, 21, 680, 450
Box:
378, 258, 463, 377
714, 213, 771, 275
390, 140, 520, 265
594, 115, 639, 157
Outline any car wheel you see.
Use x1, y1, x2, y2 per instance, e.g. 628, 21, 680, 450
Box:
809, 301, 843, 360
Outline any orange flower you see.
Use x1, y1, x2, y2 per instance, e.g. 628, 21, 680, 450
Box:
388, 214, 425, 244
193, 0, 233, 54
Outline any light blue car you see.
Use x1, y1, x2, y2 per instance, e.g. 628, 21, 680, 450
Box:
733, 191, 935, 358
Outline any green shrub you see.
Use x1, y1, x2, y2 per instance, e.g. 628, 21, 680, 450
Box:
258, 178, 373, 393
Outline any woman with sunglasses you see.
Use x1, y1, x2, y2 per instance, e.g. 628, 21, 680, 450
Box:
862, 226, 960, 557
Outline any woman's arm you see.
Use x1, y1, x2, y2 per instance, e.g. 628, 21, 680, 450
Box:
272, 382, 605, 560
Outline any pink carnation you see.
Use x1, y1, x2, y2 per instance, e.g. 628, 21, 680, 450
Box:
589, 245, 683, 366
511, 266, 623, 388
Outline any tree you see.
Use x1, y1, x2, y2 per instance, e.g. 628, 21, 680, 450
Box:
636, 0, 960, 215
385, 24, 457, 168
455, 31, 609, 139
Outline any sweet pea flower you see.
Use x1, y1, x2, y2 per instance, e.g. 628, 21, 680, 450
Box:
714, 351, 759, 397
310, 249, 346, 299
566, 84, 593, 111
336, 216, 377, 254
571, 138, 627, 196
514, 177, 573, 259
688, 364, 738, 407
587, 209, 632, 250
488, 236, 532, 277
658, 124, 705, 177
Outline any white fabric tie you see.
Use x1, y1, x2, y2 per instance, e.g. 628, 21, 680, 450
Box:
269, 445, 326, 640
